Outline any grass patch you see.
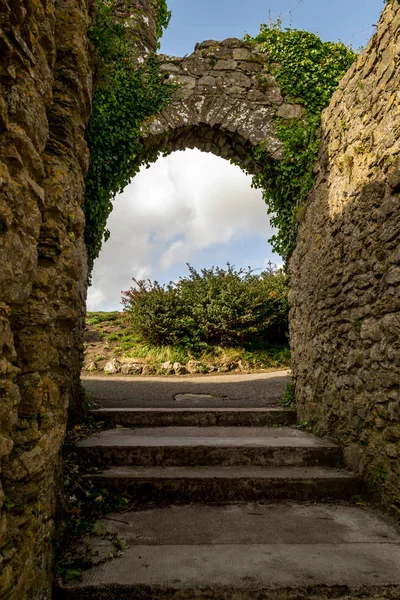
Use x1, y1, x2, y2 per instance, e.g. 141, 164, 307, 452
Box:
87, 311, 119, 326
123, 342, 291, 371
84, 312, 291, 373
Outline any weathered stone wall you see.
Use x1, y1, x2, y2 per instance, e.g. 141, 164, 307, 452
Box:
112, 0, 159, 61
0, 1, 164, 597
143, 39, 303, 170
0, 0, 398, 596
290, 2, 400, 510
0, 0, 92, 597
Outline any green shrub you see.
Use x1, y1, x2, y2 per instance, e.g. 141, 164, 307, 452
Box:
122, 264, 289, 349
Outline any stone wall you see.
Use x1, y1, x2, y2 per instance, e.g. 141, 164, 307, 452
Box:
0, 0, 399, 596
112, 0, 159, 61
0, 0, 92, 597
142, 39, 303, 170
290, 2, 400, 510
0, 1, 165, 597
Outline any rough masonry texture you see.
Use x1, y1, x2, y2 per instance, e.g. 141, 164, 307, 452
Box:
141, 40, 303, 169
0, 1, 167, 598
0, 0, 92, 598
0, 1, 399, 598
290, 2, 400, 511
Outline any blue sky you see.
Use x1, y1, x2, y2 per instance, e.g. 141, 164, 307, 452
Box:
160, 0, 383, 55
87, 0, 385, 311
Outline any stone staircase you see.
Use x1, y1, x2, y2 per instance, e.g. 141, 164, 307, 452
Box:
56, 377, 400, 599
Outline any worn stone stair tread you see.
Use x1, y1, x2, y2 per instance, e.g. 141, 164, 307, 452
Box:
77, 426, 338, 449
92, 407, 295, 413
91, 407, 297, 427
87, 465, 356, 480
56, 503, 400, 599
85, 465, 360, 502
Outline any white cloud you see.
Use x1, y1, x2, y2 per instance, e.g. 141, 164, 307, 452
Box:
87, 149, 277, 311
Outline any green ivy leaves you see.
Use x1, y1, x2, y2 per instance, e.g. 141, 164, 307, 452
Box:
156, 0, 171, 40
249, 26, 357, 260
85, 5, 357, 274
84, 1, 174, 276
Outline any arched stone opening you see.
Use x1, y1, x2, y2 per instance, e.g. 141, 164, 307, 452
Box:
1, 1, 399, 596
143, 122, 262, 174
137, 37, 303, 175
87, 148, 276, 313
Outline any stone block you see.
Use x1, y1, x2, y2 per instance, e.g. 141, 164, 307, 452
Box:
18, 372, 44, 418
233, 48, 251, 61
104, 359, 121, 375
213, 59, 237, 70
120, 363, 143, 375
277, 103, 304, 119
186, 359, 202, 374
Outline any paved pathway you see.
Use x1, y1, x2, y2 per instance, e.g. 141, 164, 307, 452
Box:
82, 370, 290, 408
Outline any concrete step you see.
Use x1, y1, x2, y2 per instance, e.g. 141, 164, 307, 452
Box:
85, 465, 361, 503
91, 407, 297, 428
76, 427, 342, 468
55, 503, 400, 600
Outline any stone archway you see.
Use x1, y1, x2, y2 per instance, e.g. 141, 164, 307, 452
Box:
0, 1, 399, 597
141, 38, 303, 170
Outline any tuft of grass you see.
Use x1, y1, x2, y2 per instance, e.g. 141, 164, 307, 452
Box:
281, 382, 296, 407
375, 464, 387, 482
87, 311, 119, 326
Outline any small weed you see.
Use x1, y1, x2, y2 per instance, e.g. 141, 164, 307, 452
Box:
281, 382, 296, 408
208, 54, 217, 67
297, 420, 312, 432
353, 317, 364, 331
94, 355, 106, 362
375, 464, 387, 482
340, 119, 350, 132
3, 496, 15, 511
107, 332, 123, 341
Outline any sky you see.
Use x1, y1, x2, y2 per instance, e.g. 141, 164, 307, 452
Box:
87, 0, 385, 311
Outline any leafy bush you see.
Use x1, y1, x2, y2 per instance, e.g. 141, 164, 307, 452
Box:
122, 264, 289, 349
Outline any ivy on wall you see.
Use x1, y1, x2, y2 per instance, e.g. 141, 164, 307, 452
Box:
84, 0, 174, 275
248, 25, 357, 260
156, 0, 171, 39
84, 2, 358, 273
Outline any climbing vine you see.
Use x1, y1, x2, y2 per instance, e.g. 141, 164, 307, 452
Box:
84, 0, 174, 275
156, 0, 171, 39
247, 25, 357, 260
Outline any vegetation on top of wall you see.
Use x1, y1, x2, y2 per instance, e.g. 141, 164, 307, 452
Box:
84, 0, 174, 275
247, 25, 357, 260
156, 0, 172, 39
